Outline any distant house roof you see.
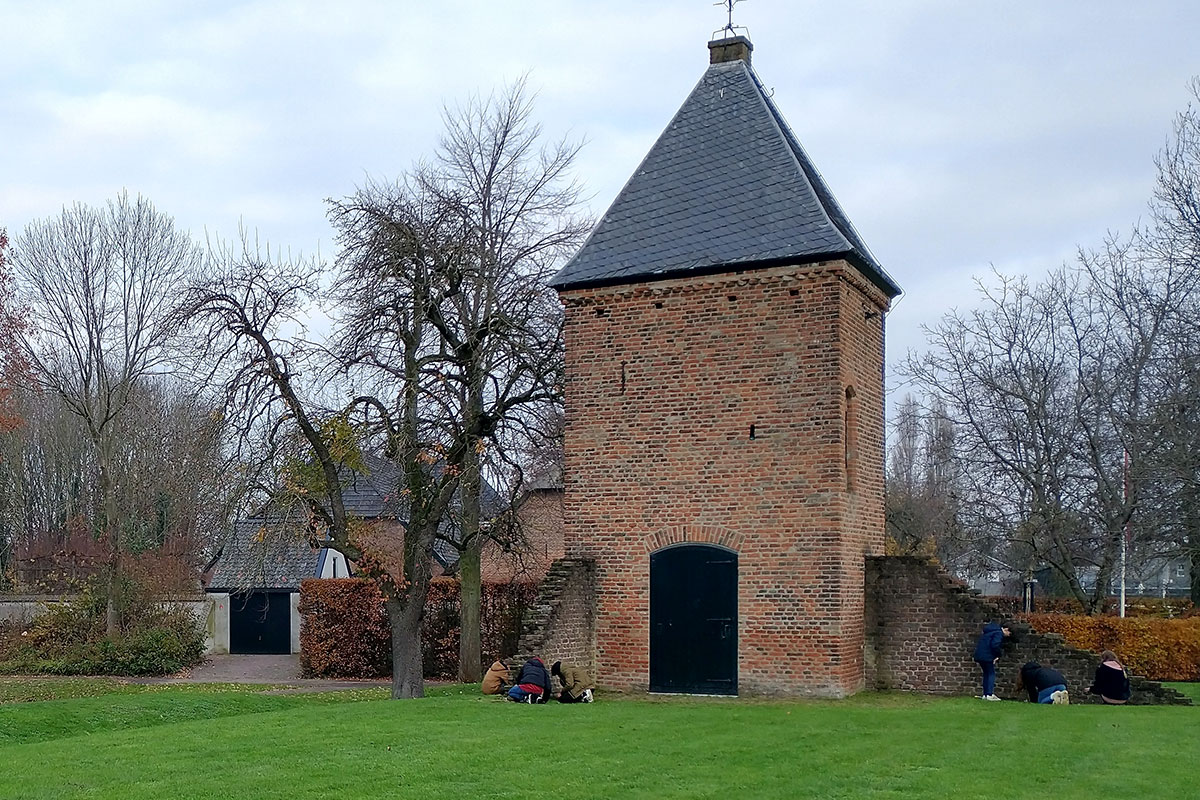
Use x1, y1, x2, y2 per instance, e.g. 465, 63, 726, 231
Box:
550, 44, 900, 298
207, 518, 322, 592
208, 453, 511, 585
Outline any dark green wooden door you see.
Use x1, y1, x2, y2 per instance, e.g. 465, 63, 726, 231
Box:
649, 545, 737, 695
229, 591, 291, 654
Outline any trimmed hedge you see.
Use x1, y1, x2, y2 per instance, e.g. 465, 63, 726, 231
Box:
1021, 613, 1200, 681
298, 578, 391, 679
992, 595, 1194, 618
298, 577, 538, 680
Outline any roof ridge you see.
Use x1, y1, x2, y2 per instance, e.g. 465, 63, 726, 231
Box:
746, 66, 896, 289
738, 62, 853, 258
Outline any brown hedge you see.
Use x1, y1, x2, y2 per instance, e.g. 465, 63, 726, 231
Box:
298, 577, 538, 680
298, 578, 390, 679
989, 595, 1194, 618
1020, 613, 1200, 681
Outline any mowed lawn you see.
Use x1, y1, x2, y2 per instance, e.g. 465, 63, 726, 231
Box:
1, 680, 1196, 800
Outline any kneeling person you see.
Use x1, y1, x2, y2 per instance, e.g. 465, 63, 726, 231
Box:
482, 659, 511, 695
1019, 660, 1069, 704
507, 656, 552, 704
551, 660, 594, 703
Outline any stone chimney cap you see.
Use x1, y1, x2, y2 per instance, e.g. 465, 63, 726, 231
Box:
708, 35, 753, 65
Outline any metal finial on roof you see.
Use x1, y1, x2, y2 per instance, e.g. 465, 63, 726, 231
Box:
712, 0, 749, 39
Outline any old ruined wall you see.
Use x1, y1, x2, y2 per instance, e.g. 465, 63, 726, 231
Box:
516, 557, 596, 673
865, 556, 1190, 704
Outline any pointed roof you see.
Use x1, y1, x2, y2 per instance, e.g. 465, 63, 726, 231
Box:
550, 42, 900, 298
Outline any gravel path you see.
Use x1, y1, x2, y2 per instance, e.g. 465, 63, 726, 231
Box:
132, 654, 391, 691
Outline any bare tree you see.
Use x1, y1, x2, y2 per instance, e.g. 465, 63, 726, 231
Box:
328, 181, 481, 698
903, 79, 1200, 610
417, 78, 588, 682
12, 194, 200, 631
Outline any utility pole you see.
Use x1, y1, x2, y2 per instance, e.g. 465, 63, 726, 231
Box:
1120, 448, 1129, 618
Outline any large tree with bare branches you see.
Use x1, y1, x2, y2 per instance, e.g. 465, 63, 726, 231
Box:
413, 78, 588, 682
11, 194, 200, 631
902, 79, 1200, 609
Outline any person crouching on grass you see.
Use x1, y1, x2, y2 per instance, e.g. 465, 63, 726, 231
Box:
507, 656, 552, 704
551, 661, 594, 703
1087, 650, 1131, 705
973, 620, 1011, 701
1019, 660, 1070, 704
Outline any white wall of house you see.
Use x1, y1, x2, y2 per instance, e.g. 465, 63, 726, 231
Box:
290, 592, 301, 653
204, 593, 230, 654
317, 548, 349, 579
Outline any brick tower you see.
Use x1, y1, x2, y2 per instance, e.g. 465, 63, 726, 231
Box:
549, 36, 902, 696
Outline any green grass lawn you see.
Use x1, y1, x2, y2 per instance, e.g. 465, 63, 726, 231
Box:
0, 680, 1195, 800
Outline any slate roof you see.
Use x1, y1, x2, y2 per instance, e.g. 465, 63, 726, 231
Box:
550, 55, 901, 298
207, 454, 510, 586
207, 518, 322, 591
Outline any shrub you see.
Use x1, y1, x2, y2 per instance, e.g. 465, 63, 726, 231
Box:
0, 580, 205, 676
1021, 613, 1200, 681
298, 578, 391, 679
992, 595, 1194, 618
298, 577, 539, 680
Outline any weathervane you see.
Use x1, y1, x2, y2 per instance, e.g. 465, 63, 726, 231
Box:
713, 0, 748, 39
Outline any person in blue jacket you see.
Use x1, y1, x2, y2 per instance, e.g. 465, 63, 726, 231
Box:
973, 620, 1011, 701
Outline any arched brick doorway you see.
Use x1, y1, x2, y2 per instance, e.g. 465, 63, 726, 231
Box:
649, 544, 738, 695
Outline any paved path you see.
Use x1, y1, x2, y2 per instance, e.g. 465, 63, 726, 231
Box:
134, 654, 391, 692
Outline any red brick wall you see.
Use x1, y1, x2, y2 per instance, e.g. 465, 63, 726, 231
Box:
480, 489, 565, 584
864, 556, 1192, 704
559, 261, 889, 696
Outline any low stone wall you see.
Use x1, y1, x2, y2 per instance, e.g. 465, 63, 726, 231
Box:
0, 595, 227, 656
516, 557, 596, 674
865, 556, 1190, 705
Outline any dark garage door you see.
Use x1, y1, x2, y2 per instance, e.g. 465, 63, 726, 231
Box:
230, 591, 292, 655
650, 544, 737, 695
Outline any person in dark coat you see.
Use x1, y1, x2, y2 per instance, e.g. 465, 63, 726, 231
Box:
507, 657, 552, 704
973, 620, 1011, 700
1087, 650, 1131, 705
1019, 660, 1069, 704
551, 660, 594, 703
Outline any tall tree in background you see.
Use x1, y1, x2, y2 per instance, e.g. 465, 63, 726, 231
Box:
1147, 78, 1200, 602
0, 227, 28, 585
0, 228, 25, 434
885, 395, 962, 561
12, 193, 200, 632
902, 79, 1200, 610
417, 78, 588, 682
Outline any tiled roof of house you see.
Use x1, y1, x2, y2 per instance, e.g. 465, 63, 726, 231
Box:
207, 454, 511, 585
207, 518, 321, 591
550, 54, 900, 298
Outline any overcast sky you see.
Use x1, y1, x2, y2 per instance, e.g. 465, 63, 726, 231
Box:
3, 0, 1198, 406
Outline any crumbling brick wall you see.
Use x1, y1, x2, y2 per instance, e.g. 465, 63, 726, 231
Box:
516, 557, 596, 674
865, 556, 1190, 705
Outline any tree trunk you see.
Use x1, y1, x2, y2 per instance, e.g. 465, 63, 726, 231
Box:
99, 439, 120, 637
385, 593, 426, 699
458, 538, 483, 683
457, 430, 484, 683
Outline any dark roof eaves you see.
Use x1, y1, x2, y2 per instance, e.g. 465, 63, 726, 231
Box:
553, 251, 855, 293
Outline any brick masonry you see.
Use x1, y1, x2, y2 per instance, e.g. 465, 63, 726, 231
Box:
516, 557, 596, 671
865, 555, 1190, 704
557, 260, 890, 697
